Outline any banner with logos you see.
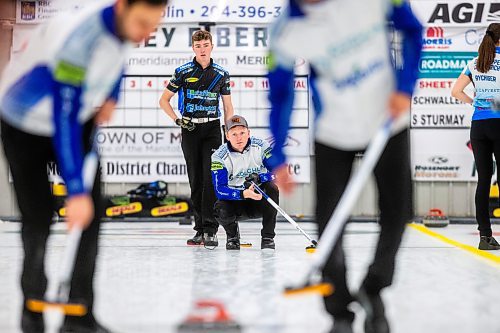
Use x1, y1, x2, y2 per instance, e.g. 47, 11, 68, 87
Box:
47, 155, 310, 183
411, 1, 500, 28
16, 0, 286, 24
411, 79, 474, 128
411, 129, 478, 181
97, 127, 310, 157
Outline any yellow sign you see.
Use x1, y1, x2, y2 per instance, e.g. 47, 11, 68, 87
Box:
106, 202, 143, 217
151, 202, 188, 217
185, 77, 199, 83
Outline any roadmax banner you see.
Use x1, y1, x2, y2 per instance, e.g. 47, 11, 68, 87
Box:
411, 129, 478, 181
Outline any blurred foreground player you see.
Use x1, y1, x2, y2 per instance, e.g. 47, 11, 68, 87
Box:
0, 0, 167, 331
211, 116, 278, 250
267, 0, 422, 332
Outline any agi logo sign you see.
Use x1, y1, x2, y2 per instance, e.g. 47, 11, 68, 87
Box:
428, 3, 500, 24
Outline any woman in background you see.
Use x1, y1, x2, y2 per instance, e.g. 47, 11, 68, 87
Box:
452, 23, 500, 250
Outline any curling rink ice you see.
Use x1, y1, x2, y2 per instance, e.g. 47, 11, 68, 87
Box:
1, 220, 499, 333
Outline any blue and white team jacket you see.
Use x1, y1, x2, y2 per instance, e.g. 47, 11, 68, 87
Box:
0, 2, 130, 196
211, 137, 274, 201
462, 47, 500, 121
267, 0, 423, 170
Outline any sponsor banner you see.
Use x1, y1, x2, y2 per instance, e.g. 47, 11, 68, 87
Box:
16, 0, 85, 24
16, 0, 285, 24
418, 51, 476, 78
126, 51, 308, 76
411, 79, 475, 128
411, 109, 472, 128
138, 24, 271, 51
151, 202, 189, 217
97, 128, 309, 157
102, 157, 189, 183
422, 26, 487, 52
97, 128, 183, 157
411, 1, 500, 27
127, 51, 271, 76
284, 157, 310, 184
411, 129, 479, 181
412, 94, 466, 107
47, 156, 311, 183
106, 202, 143, 217
413, 78, 475, 99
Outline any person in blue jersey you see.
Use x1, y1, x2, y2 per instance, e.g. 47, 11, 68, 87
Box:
159, 30, 235, 248
266, 0, 422, 332
0, 1, 167, 332
210, 115, 278, 250
452, 23, 500, 251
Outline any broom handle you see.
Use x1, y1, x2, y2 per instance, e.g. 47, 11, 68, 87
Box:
309, 118, 394, 275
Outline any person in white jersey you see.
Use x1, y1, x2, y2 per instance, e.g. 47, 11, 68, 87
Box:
0, 1, 167, 332
452, 23, 500, 251
211, 115, 278, 250
266, 0, 423, 332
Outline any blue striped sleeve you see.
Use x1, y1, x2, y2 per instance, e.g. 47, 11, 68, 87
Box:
389, 1, 423, 96
267, 62, 295, 171
52, 70, 86, 196
211, 158, 243, 201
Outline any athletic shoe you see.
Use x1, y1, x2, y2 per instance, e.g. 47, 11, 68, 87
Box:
187, 231, 203, 245
356, 287, 390, 333
203, 233, 218, 247
226, 237, 240, 250
478, 236, 500, 250
21, 308, 44, 333
261, 238, 275, 250
329, 319, 354, 333
60, 313, 112, 333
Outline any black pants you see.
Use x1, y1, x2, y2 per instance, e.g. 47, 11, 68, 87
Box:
470, 119, 500, 237
213, 182, 279, 239
1, 119, 102, 319
181, 119, 222, 234
315, 129, 412, 321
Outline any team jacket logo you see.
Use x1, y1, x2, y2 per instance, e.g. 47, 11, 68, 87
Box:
428, 3, 500, 24
185, 77, 199, 83
106, 202, 143, 217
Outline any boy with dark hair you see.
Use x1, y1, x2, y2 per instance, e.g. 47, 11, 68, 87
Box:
160, 30, 235, 247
